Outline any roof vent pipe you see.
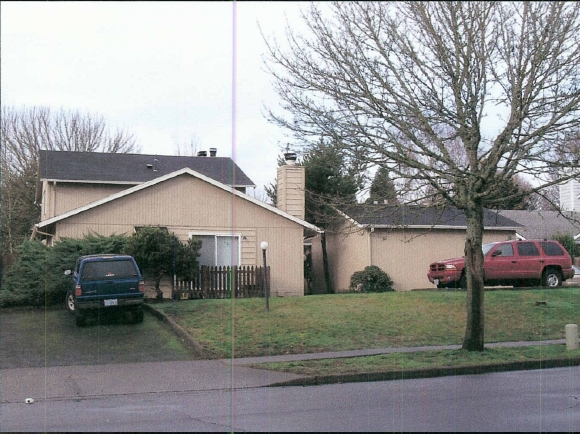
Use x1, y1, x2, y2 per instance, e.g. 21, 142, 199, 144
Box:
209, 148, 217, 157
197, 151, 207, 157
284, 152, 297, 166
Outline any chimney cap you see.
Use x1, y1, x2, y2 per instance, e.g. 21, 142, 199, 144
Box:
284, 152, 298, 165
209, 148, 217, 157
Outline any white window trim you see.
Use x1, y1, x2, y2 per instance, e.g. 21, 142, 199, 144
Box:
189, 232, 242, 267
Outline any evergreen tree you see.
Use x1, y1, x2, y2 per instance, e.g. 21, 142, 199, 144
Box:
303, 140, 359, 228
366, 167, 399, 205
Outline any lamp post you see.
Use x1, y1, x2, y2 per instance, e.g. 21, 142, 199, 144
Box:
261, 241, 269, 312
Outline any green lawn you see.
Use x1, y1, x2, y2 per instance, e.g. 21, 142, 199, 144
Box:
154, 288, 580, 359
250, 346, 580, 376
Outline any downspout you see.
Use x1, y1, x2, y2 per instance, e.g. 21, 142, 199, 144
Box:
368, 226, 375, 266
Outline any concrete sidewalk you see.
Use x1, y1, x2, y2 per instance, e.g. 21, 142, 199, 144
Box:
0, 359, 305, 404
223, 338, 569, 365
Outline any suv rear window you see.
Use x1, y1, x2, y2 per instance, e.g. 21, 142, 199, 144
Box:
81, 260, 138, 280
539, 241, 565, 256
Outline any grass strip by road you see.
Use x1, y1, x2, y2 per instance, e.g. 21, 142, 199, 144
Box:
247, 345, 580, 377
153, 288, 580, 359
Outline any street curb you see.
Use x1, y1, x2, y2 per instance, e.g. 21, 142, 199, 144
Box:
143, 303, 206, 358
267, 356, 580, 387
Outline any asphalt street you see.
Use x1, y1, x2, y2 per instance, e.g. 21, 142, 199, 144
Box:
2, 365, 579, 432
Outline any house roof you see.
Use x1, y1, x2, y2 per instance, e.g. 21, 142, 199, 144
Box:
35, 167, 321, 233
340, 204, 521, 230
38, 150, 256, 188
497, 210, 580, 240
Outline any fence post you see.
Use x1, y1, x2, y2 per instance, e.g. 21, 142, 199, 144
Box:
202, 266, 209, 299
261, 242, 269, 311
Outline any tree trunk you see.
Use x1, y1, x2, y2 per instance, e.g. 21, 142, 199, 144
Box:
462, 202, 486, 351
154, 273, 164, 302
321, 232, 334, 294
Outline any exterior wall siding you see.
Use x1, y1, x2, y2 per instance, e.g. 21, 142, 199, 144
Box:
51, 174, 305, 296
314, 225, 516, 292
559, 178, 580, 212
310, 221, 370, 294
46, 182, 131, 218
368, 229, 512, 291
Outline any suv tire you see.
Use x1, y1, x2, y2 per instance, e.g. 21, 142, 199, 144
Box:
126, 307, 144, 324
75, 312, 87, 327
542, 268, 562, 287
454, 272, 467, 290
134, 308, 144, 324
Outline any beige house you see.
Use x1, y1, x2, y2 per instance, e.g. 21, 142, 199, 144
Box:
33, 150, 319, 297
311, 205, 521, 292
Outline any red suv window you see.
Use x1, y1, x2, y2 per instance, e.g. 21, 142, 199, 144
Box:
539, 241, 565, 256
493, 244, 514, 257
517, 242, 540, 256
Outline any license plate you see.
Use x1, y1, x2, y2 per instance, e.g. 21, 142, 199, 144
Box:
434, 279, 439, 285
104, 299, 118, 307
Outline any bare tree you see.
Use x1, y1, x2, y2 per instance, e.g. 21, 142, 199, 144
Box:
173, 135, 202, 157
1, 106, 140, 269
264, 2, 580, 351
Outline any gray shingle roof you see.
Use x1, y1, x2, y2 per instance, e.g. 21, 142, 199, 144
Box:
498, 210, 580, 240
341, 205, 521, 229
39, 150, 255, 188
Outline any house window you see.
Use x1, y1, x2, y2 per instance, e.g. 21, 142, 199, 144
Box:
191, 234, 240, 267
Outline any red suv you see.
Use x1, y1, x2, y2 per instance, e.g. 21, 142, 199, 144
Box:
427, 239, 574, 289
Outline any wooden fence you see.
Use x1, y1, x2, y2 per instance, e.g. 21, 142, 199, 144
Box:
174, 265, 270, 300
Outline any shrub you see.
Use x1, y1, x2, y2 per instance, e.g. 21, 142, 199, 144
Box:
0, 240, 50, 307
551, 232, 579, 260
349, 265, 394, 293
0, 234, 129, 308
124, 227, 201, 300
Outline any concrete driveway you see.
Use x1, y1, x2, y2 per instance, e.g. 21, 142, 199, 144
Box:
0, 306, 198, 369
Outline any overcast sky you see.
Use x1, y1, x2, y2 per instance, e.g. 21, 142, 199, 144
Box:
1, 2, 310, 199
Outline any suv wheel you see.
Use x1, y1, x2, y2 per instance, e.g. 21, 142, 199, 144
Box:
128, 308, 144, 324
542, 268, 562, 287
454, 273, 467, 290
66, 290, 76, 314
135, 308, 144, 324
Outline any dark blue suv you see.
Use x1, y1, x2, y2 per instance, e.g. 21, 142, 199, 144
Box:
65, 255, 145, 326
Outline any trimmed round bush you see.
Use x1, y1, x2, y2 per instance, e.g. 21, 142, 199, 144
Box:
349, 265, 394, 293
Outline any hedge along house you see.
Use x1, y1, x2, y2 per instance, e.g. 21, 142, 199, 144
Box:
33, 150, 320, 297
310, 205, 521, 292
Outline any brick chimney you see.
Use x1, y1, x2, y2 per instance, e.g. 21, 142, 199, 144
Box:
277, 152, 305, 220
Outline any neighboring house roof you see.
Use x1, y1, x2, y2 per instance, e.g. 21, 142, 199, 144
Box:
39, 150, 256, 188
34, 167, 320, 233
340, 205, 521, 230
498, 210, 580, 241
